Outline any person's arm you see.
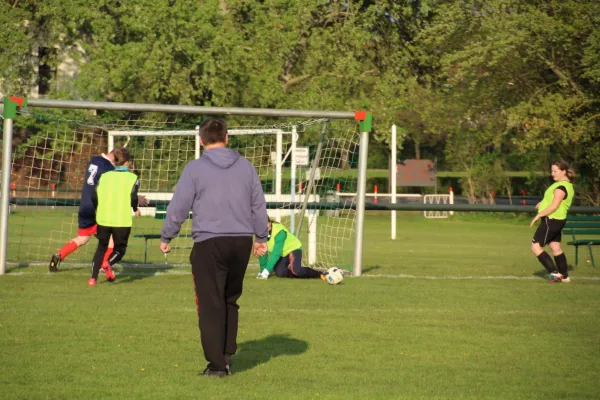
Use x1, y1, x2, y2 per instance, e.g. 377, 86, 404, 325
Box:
259, 253, 268, 270
263, 231, 286, 273
130, 178, 140, 212
250, 166, 269, 243
160, 165, 196, 244
91, 182, 99, 210
530, 188, 566, 227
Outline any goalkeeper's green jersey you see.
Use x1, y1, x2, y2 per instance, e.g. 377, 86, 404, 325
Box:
94, 169, 139, 227
538, 180, 574, 220
259, 222, 302, 272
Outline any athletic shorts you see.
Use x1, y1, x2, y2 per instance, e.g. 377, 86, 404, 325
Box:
78, 224, 98, 236
78, 206, 97, 236
532, 217, 566, 246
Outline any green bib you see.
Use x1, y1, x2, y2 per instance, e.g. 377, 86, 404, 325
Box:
538, 181, 574, 220
96, 171, 138, 227
268, 223, 302, 256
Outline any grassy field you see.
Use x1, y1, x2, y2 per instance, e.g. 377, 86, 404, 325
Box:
1, 214, 600, 399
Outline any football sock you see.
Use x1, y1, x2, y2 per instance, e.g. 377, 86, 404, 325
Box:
58, 240, 78, 260
103, 247, 114, 266
554, 253, 569, 278
537, 251, 558, 274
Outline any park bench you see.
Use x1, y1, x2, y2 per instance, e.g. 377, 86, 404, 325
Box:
564, 215, 600, 268
132, 205, 193, 264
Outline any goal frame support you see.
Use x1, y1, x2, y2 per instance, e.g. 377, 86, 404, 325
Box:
0, 98, 370, 276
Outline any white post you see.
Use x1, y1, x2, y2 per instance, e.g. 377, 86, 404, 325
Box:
352, 125, 370, 276
290, 126, 297, 233
391, 124, 397, 240
108, 134, 115, 152
449, 187, 454, 216
275, 132, 283, 222
195, 129, 201, 159
308, 210, 317, 265
0, 117, 14, 275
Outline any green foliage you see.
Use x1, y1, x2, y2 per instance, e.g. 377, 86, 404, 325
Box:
2, 0, 600, 204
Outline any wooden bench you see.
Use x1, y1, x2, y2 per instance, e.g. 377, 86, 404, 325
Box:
564, 215, 600, 268
133, 207, 193, 264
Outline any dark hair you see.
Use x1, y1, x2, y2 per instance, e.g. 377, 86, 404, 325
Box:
112, 147, 131, 167
553, 161, 576, 182
199, 119, 227, 145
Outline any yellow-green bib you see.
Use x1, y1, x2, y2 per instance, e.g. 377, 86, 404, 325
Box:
268, 223, 302, 256
96, 171, 138, 227
538, 181, 574, 220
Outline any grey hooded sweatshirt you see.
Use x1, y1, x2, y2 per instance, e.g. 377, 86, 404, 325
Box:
160, 147, 269, 244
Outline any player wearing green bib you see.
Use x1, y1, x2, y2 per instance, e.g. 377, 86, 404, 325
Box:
530, 161, 575, 283
88, 153, 140, 286
256, 218, 325, 280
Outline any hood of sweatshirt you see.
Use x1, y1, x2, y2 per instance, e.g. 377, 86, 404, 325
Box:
202, 147, 241, 169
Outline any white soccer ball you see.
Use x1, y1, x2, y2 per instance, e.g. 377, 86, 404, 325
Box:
325, 267, 344, 285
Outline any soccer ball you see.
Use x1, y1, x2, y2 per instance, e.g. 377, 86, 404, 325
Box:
325, 267, 344, 285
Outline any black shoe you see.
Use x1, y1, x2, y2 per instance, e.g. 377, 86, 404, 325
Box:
49, 253, 61, 273
200, 368, 227, 378
224, 353, 233, 375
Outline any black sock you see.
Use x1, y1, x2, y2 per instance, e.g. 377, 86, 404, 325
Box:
554, 253, 569, 278
537, 251, 558, 274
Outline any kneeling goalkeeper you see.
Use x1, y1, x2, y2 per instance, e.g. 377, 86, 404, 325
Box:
257, 218, 325, 280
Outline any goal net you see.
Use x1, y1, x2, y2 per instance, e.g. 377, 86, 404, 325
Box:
5, 108, 361, 271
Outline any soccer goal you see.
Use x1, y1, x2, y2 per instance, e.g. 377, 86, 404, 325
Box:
0, 97, 371, 275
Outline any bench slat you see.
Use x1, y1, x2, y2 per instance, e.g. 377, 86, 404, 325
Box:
564, 223, 600, 229
567, 216, 600, 221
564, 229, 600, 235
567, 240, 600, 245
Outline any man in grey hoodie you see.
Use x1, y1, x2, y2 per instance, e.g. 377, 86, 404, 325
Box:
159, 118, 269, 378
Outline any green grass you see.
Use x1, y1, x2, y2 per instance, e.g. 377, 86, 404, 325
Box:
1, 214, 600, 399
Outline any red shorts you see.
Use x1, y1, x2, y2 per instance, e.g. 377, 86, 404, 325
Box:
78, 224, 98, 236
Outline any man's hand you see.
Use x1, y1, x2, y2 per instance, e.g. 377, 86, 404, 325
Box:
160, 241, 171, 254
256, 269, 269, 280
253, 242, 267, 257
138, 195, 149, 207
134, 209, 141, 217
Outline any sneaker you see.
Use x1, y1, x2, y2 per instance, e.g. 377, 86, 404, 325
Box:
88, 278, 97, 287
102, 262, 116, 282
549, 272, 564, 283
49, 253, 61, 273
561, 277, 571, 283
224, 353, 233, 375
199, 368, 227, 378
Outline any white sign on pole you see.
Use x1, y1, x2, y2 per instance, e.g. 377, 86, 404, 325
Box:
306, 167, 321, 181
295, 147, 310, 166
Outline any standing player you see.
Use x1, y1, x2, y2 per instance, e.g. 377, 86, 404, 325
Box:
529, 161, 576, 283
256, 218, 325, 280
159, 118, 268, 378
88, 152, 140, 286
48, 147, 147, 272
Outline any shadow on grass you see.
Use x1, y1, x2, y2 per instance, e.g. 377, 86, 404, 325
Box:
233, 334, 308, 374
533, 264, 575, 279
362, 265, 382, 274
113, 264, 178, 284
